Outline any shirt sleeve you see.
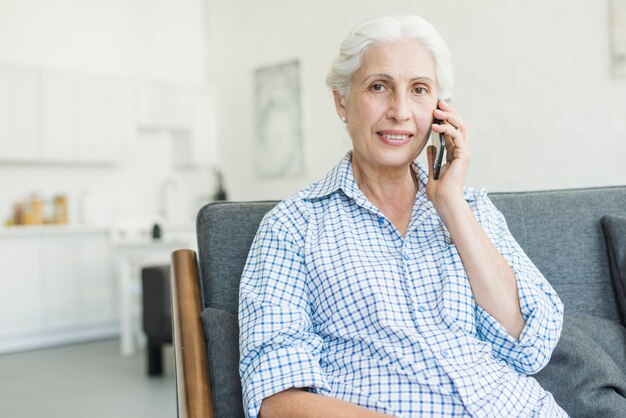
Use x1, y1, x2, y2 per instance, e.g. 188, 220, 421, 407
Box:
238, 206, 329, 418
472, 195, 564, 375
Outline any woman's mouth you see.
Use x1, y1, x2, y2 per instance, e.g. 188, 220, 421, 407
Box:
377, 130, 413, 146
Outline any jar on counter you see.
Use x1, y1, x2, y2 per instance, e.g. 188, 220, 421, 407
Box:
22, 195, 44, 225
53, 195, 68, 224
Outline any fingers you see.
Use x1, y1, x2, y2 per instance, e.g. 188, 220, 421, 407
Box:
434, 100, 468, 142
432, 100, 468, 149
431, 101, 472, 166
431, 122, 464, 148
426, 145, 435, 180
436, 99, 461, 121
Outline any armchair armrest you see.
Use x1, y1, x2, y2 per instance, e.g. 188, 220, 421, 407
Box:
171, 249, 214, 418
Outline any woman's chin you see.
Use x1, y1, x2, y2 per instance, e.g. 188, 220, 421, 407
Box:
353, 152, 417, 172
380, 147, 422, 165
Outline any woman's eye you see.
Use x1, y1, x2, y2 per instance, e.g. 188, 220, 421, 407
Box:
414, 87, 428, 95
371, 83, 386, 92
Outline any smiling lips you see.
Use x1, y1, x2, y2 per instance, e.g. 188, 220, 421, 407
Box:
377, 130, 414, 146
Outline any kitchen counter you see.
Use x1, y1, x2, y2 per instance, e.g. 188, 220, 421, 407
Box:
0, 219, 196, 354
0, 224, 110, 238
0, 221, 195, 239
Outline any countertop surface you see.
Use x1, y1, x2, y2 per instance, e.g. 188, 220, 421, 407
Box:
0, 221, 195, 239
0, 224, 110, 237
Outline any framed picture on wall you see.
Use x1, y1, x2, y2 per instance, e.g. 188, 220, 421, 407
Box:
610, 0, 626, 77
254, 60, 304, 178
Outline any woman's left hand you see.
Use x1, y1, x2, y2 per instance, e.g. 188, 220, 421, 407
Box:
426, 99, 471, 209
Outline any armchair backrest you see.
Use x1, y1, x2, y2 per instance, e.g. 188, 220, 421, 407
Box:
197, 187, 626, 323
490, 186, 626, 323
169, 201, 277, 418
196, 201, 278, 313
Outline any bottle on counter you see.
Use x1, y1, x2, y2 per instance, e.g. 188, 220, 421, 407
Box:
53, 195, 68, 224
12, 203, 24, 225
152, 223, 162, 240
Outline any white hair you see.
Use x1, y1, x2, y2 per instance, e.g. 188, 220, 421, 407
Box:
326, 15, 454, 100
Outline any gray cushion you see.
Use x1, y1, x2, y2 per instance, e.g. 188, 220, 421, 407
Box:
490, 187, 626, 323
200, 307, 244, 418
534, 314, 626, 417
601, 215, 626, 325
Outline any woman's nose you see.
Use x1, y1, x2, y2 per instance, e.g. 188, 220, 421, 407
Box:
386, 93, 411, 121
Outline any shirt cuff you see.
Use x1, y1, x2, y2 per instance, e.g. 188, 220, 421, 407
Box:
475, 299, 560, 374
241, 345, 330, 418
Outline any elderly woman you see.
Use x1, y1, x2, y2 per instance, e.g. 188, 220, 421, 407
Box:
239, 15, 566, 418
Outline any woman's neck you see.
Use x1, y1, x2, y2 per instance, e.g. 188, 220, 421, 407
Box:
351, 159, 418, 204
351, 158, 418, 236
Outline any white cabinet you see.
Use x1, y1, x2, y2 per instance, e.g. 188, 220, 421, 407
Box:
0, 67, 43, 160
137, 82, 194, 130
41, 71, 75, 161
187, 91, 216, 167
73, 75, 134, 163
0, 66, 215, 166
0, 229, 117, 354
77, 234, 116, 323
0, 67, 135, 164
0, 238, 42, 337
138, 81, 214, 168
41, 236, 81, 329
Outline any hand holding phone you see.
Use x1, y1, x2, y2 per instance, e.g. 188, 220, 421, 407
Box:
427, 99, 471, 207
432, 106, 446, 180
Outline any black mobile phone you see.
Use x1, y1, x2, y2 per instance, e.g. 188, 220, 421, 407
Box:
432, 110, 445, 180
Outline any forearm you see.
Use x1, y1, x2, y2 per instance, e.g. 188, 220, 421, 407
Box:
259, 389, 394, 418
436, 198, 525, 339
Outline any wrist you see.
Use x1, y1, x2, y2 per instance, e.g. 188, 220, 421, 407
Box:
432, 194, 469, 220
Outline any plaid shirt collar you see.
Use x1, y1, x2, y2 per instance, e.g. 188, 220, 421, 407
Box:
300, 151, 483, 205
301, 151, 427, 201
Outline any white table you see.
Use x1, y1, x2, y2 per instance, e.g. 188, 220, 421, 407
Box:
116, 240, 189, 356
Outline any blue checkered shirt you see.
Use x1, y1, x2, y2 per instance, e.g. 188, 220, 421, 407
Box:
239, 153, 566, 417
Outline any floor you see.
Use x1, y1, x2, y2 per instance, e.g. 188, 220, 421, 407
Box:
0, 339, 176, 418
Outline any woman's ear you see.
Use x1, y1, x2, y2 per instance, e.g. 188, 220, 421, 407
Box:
333, 90, 347, 120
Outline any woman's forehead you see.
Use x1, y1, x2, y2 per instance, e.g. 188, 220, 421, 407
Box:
357, 40, 436, 80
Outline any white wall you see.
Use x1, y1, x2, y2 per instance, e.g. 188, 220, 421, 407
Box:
0, 0, 207, 82
1, 0, 624, 220
0, 0, 213, 226
210, 0, 626, 201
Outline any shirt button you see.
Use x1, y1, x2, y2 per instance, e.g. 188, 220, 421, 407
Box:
418, 306, 426, 313
440, 350, 449, 359
403, 254, 409, 261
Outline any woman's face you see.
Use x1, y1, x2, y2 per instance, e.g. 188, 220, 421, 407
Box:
334, 39, 438, 173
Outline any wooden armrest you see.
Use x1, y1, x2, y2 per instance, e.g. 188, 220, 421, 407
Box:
170, 249, 214, 418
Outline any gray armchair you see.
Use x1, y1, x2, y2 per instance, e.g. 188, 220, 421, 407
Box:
171, 201, 275, 418
171, 187, 626, 418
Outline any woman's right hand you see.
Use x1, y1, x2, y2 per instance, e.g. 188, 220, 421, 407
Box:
426, 99, 472, 213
